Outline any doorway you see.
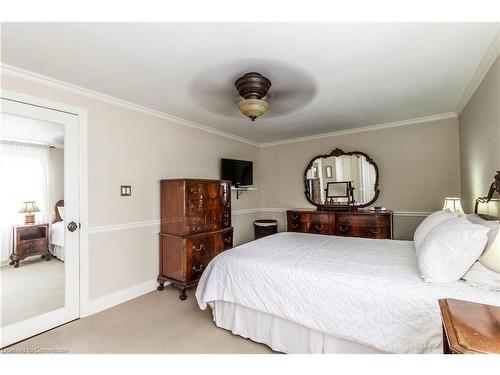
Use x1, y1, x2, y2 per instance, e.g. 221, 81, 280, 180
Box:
0, 91, 87, 347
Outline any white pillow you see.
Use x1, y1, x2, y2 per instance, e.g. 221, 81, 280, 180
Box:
480, 235, 500, 273
57, 206, 65, 220
462, 261, 500, 291
416, 217, 489, 283
466, 214, 500, 273
467, 214, 499, 249
413, 210, 459, 252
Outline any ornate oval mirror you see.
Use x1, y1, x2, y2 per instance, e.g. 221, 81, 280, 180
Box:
304, 148, 380, 210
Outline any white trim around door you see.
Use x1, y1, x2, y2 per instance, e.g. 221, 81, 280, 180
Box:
0, 90, 90, 338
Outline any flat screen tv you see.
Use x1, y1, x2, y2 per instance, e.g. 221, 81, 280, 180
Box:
221, 158, 253, 187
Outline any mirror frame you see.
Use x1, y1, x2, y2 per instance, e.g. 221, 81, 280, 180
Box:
303, 147, 380, 210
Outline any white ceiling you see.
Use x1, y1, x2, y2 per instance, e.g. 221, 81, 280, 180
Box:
1, 23, 499, 143
1, 113, 65, 148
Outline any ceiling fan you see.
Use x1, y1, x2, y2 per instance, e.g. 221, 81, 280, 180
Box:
189, 59, 317, 121
235, 72, 271, 121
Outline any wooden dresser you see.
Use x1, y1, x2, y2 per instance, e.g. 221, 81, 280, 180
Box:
157, 178, 233, 300
287, 209, 393, 239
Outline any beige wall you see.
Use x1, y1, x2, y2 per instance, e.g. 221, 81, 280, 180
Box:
1, 74, 261, 301
48, 147, 64, 221
1, 69, 467, 303
459, 56, 500, 217
259, 117, 462, 239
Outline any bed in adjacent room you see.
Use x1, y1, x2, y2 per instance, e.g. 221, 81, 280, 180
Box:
49, 200, 65, 261
196, 229, 500, 354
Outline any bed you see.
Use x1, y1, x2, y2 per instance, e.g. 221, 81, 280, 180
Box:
195, 231, 500, 354
49, 200, 65, 261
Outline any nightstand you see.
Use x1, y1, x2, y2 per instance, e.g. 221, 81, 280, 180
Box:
10, 223, 51, 268
439, 298, 500, 354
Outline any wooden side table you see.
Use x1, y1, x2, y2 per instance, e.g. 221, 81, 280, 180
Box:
439, 298, 500, 354
10, 223, 51, 268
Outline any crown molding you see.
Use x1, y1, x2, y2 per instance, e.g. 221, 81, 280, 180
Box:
456, 31, 500, 115
1, 64, 261, 147
259, 112, 457, 147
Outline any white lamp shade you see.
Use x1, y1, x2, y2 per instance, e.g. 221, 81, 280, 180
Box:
18, 201, 40, 214
443, 197, 464, 214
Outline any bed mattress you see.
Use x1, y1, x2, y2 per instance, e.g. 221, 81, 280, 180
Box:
196, 232, 500, 353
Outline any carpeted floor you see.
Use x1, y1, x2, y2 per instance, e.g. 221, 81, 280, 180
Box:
1, 257, 65, 327
3, 285, 274, 354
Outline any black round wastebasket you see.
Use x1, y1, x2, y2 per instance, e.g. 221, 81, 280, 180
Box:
254, 219, 278, 239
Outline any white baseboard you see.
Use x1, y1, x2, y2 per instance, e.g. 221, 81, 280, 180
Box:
82, 278, 169, 317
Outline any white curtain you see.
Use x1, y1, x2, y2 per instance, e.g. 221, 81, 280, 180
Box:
0, 141, 49, 263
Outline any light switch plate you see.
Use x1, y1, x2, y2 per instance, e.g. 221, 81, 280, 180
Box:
121, 185, 132, 196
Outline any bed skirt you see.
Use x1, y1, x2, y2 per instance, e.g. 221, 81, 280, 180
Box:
49, 245, 65, 261
210, 301, 383, 354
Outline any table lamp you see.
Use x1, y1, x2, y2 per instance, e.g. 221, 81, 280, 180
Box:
443, 197, 464, 215
18, 201, 40, 225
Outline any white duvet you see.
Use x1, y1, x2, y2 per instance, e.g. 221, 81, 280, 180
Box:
196, 232, 500, 353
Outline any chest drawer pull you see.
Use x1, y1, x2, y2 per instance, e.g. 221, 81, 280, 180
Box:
222, 212, 230, 219
370, 228, 381, 235
291, 223, 299, 229
224, 237, 232, 244
313, 224, 322, 231
190, 204, 201, 212
192, 226, 202, 233
291, 214, 299, 220
338, 225, 349, 233
192, 264, 204, 272
190, 186, 203, 194
223, 220, 229, 226
192, 244, 204, 252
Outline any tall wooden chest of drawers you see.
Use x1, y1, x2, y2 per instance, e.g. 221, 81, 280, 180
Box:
157, 179, 233, 300
287, 209, 393, 239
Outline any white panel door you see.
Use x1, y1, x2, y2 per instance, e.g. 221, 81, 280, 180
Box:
0, 97, 80, 348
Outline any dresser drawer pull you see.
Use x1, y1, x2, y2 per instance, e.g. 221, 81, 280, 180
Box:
291, 223, 299, 229
192, 226, 202, 233
222, 212, 230, 219
223, 220, 229, 226
190, 187, 203, 194
291, 214, 299, 220
370, 228, 381, 235
338, 225, 349, 233
192, 217, 202, 224
224, 237, 232, 244
313, 224, 322, 231
192, 264, 204, 272
192, 244, 204, 252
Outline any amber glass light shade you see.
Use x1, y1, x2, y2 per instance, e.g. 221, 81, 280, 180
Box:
238, 99, 269, 121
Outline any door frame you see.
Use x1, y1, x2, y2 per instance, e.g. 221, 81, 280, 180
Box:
0, 89, 90, 319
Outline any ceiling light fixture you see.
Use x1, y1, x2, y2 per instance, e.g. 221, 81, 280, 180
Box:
235, 72, 271, 121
